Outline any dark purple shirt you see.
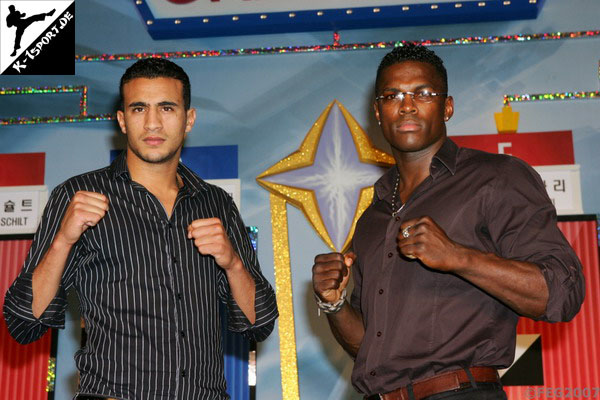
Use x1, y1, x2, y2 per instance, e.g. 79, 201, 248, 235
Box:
350, 138, 585, 395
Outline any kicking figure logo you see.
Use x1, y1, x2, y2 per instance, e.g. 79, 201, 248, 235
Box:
6, 4, 55, 56
0, 1, 75, 75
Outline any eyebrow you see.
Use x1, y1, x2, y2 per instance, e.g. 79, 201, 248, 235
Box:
380, 84, 434, 93
127, 101, 179, 108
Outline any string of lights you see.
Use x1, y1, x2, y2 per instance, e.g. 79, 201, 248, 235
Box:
74, 30, 600, 62
2, 30, 598, 125
504, 91, 599, 105
0, 85, 115, 126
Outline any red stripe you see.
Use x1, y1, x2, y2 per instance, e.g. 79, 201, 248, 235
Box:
0, 153, 45, 186
0, 239, 53, 400
506, 220, 600, 399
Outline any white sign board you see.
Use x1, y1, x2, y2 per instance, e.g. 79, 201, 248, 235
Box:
0, 186, 48, 235
532, 165, 583, 216
206, 179, 241, 211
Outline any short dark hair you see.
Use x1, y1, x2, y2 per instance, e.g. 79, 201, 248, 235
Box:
375, 43, 448, 93
119, 58, 191, 110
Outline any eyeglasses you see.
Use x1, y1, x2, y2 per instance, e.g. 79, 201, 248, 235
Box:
375, 90, 447, 104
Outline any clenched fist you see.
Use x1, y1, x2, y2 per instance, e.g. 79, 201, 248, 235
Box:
398, 216, 464, 271
56, 191, 109, 246
187, 218, 241, 271
312, 252, 356, 303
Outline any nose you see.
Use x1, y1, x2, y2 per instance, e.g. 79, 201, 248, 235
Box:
144, 107, 162, 131
399, 93, 417, 114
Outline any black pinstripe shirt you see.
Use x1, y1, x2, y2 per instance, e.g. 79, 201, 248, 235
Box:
4, 152, 278, 400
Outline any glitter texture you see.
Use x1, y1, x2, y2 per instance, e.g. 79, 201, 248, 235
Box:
270, 194, 300, 400
257, 100, 394, 252
0, 85, 114, 126
74, 30, 600, 62
46, 357, 56, 392
504, 91, 599, 105
258, 101, 394, 398
257, 102, 336, 250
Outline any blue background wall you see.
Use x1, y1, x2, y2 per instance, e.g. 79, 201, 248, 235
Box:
1, 1, 599, 399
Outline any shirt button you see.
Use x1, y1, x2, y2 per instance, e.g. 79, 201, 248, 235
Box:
377, 331, 382, 337
395, 216, 401, 222
177, 293, 182, 300
370, 370, 376, 376
181, 370, 186, 378
387, 252, 393, 258
379, 289, 384, 295
168, 222, 173, 229
180, 330, 185, 338
172, 256, 178, 264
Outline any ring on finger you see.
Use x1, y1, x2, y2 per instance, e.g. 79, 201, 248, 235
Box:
402, 225, 412, 238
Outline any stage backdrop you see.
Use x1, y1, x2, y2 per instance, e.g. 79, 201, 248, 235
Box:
0, 0, 598, 398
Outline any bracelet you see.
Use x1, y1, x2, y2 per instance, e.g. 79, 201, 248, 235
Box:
314, 289, 347, 315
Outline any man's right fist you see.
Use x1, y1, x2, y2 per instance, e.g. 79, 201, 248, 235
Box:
56, 191, 109, 246
312, 252, 356, 304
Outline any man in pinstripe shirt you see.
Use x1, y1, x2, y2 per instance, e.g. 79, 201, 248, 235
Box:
4, 58, 278, 399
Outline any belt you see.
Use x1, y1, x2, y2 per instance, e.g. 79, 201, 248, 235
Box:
365, 367, 500, 400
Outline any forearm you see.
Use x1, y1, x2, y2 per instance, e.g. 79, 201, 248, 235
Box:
31, 235, 73, 319
326, 302, 364, 358
225, 258, 256, 324
454, 246, 549, 319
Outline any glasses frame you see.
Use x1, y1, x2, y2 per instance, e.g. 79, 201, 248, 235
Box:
375, 91, 448, 103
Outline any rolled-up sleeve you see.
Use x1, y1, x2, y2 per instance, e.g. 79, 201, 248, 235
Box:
487, 157, 585, 322
3, 185, 82, 344
217, 196, 278, 342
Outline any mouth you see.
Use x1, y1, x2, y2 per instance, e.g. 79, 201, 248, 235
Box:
395, 119, 422, 133
143, 137, 166, 146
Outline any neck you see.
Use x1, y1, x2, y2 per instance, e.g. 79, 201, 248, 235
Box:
392, 139, 445, 203
126, 149, 181, 193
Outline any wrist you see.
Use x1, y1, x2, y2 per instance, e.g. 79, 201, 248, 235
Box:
314, 289, 347, 315
52, 232, 76, 251
451, 245, 483, 274
223, 255, 244, 273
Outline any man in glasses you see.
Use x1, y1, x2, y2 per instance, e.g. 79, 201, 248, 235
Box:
312, 44, 584, 400
4, 58, 278, 399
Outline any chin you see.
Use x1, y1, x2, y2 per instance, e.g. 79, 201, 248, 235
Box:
130, 147, 179, 164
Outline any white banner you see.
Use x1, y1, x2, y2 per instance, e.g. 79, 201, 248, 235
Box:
533, 165, 583, 216
0, 186, 48, 235
206, 179, 241, 211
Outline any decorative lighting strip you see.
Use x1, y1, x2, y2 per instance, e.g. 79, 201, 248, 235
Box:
46, 357, 56, 392
0, 85, 88, 116
504, 91, 599, 105
0, 114, 114, 126
0, 85, 115, 125
75, 30, 600, 62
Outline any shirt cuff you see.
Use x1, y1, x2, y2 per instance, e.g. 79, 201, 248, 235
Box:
225, 278, 278, 341
536, 256, 585, 322
4, 271, 68, 329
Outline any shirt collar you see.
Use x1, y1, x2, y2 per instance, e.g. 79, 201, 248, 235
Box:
431, 137, 458, 178
374, 137, 459, 201
108, 151, 208, 195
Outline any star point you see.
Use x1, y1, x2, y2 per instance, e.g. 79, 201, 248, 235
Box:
257, 100, 394, 252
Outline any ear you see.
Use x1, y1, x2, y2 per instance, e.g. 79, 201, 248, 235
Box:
373, 102, 381, 126
116, 110, 127, 134
444, 96, 454, 122
185, 108, 197, 134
